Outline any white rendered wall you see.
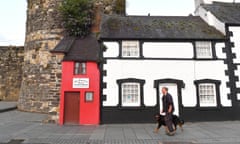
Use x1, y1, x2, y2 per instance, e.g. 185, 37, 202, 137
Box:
229, 27, 240, 92
104, 42, 119, 57
103, 42, 231, 107
143, 42, 193, 58
230, 27, 240, 64
215, 43, 226, 59
103, 60, 230, 107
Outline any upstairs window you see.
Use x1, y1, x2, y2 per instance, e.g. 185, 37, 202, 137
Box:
74, 62, 86, 75
122, 41, 140, 57
195, 41, 213, 59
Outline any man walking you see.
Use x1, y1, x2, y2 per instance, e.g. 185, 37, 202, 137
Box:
161, 87, 175, 136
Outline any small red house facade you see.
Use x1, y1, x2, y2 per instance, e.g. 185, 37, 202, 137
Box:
59, 61, 100, 125
52, 35, 100, 125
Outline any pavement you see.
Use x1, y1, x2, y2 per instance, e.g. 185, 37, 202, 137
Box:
0, 103, 240, 144
0, 102, 17, 113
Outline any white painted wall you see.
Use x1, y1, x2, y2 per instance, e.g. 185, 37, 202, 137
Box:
230, 26, 240, 94
230, 27, 240, 64
103, 60, 231, 107
143, 42, 193, 58
104, 42, 119, 57
215, 43, 226, 59
102, 41, 231, 107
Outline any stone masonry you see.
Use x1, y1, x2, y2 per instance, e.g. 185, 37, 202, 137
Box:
0, 46, 24, 101
18, 0, 64, 115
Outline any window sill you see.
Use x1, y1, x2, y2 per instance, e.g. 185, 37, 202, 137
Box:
117, 105, 156, 110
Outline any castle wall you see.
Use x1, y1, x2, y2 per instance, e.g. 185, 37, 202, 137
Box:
0, 46, 24, 101
18, 0, 64, 113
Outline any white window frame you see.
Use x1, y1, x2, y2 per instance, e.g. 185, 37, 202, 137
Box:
122, 41, 140, 58
196, 41, 213, 59
121, 82, 141, 107
198, 83, 217, 107
74, 62, 86, 75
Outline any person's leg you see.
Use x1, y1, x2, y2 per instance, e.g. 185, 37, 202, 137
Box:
164, 113, 175, 135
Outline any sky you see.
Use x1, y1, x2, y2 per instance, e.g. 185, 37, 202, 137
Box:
126, 0, 195, 16
0, 0, 27, 46
0, 0, 237, 46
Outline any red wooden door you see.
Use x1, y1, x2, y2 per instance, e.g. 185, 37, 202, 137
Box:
64, 92, 80, 124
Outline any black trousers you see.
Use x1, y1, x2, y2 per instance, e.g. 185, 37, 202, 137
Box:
164, 113, 174, 132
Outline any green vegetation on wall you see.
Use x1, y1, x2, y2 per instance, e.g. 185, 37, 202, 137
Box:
59, 0, 126, 37
114, 0, 126, 15
59, 0, 94, 37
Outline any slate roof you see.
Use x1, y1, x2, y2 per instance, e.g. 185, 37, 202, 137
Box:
202, 2, 240, 24
100, 15, 225, 40
51, 34, 100, 62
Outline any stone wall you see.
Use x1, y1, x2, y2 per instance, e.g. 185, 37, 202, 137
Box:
18, 0, 64, 115
0, 46, 24, 101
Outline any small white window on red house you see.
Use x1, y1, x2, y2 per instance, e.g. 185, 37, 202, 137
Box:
121, 83, 140, 106
74, 62, 86, 75
122, 41, 140, 57
195, 41, 213, 59
85, 92, 94, 102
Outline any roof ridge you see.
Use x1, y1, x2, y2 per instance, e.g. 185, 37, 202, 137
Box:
211, 1, 240, 6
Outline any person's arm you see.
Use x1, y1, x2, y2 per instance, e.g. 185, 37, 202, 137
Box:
168, 104, 172, 113
167, 94, 173, 113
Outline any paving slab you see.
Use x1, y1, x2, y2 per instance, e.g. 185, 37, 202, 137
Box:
89, 126, 106, 140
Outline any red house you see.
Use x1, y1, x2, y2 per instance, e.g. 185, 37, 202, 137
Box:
52, 35, 100, 125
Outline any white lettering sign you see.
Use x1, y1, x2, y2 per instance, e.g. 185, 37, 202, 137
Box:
72, 78, 89, 88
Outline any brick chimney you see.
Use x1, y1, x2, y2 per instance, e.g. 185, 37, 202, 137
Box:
91, 3, 103, 33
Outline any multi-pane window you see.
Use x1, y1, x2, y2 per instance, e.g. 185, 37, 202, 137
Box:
121, 83, 140, 106
122, 41, 140, 57
196, 41, 212, 59
199, 83, 217, 107
74, 62, 86, 75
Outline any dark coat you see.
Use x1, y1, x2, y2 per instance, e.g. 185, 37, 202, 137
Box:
162, 93, 175, 113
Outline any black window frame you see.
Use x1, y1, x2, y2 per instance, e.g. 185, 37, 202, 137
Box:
193, 41, 217, 60
116, 78, 145, 108
120, 40, 143, 58
194, 79, 221, 109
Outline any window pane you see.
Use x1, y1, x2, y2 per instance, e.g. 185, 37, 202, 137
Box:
199, 83, 217, 107
85, 92, 93, 102
81, 63, 86, 74
121, 83, 140, 106
122, 41, 140, 57
74, 62, 86, 75
74, 62, 80, 75
196, 41, 212, 59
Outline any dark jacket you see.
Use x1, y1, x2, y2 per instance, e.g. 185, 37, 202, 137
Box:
162, 93, 175, 113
